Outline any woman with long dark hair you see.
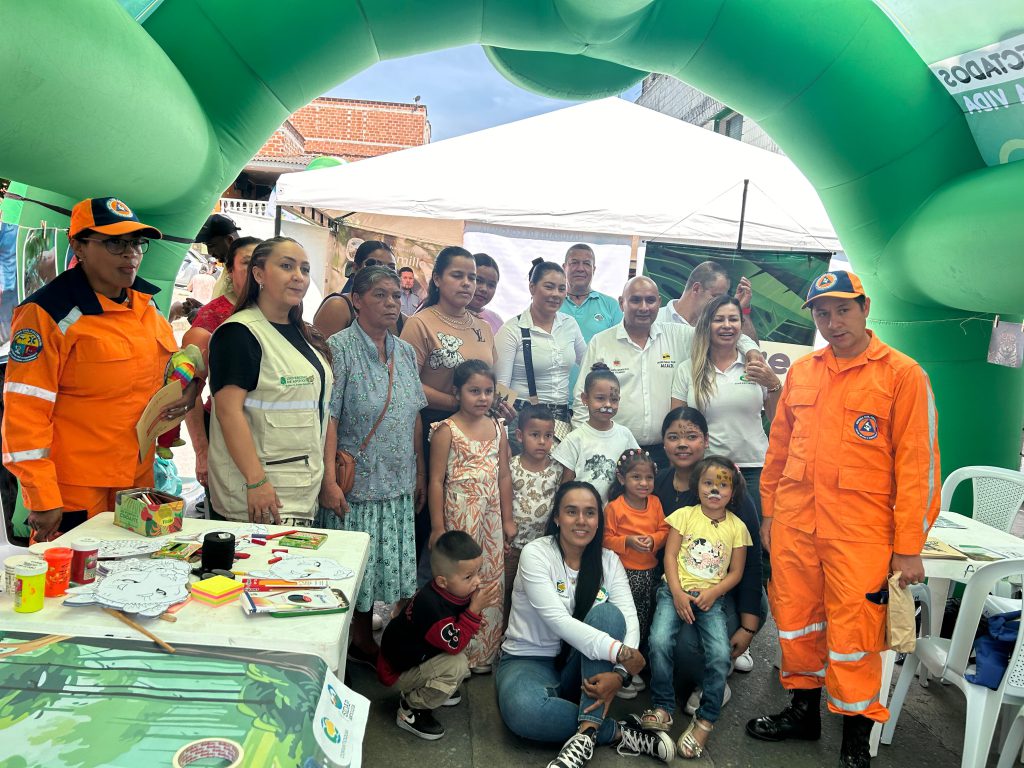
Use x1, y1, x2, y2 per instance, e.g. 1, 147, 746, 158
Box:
207, 237, 333, 524
400, 246, 507, 579
652, 406, 766, 701
497, 481, 674, 767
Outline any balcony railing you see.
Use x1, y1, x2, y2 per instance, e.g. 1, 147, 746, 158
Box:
219, 198, 269, 217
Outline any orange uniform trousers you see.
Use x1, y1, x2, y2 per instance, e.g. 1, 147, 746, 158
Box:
769, 520, 891, 722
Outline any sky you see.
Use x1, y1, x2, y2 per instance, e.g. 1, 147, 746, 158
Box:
326, 45, 643, 142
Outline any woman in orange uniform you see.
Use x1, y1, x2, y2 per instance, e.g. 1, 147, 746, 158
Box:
2, 197, 199, 540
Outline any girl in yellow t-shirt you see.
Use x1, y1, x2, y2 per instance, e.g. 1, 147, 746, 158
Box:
641, 456, 752, 760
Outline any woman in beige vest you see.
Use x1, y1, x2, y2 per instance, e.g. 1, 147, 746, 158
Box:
207, 237, 333, 524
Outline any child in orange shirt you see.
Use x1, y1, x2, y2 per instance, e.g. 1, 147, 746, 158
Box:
603, 448, 669, 692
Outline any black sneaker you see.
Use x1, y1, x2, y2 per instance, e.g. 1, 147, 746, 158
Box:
443, 687, 462, 706
617, 715, 675, 762
547, 730, 596, 768
396, 695, 445, 740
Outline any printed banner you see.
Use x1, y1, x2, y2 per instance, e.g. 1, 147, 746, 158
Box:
873, 2, 1024, 166
332, 223, 443, 300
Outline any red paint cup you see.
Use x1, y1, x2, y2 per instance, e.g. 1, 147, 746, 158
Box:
42, 547, 73, 597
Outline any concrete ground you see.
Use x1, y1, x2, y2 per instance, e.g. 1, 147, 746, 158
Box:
346, 614, 990, 768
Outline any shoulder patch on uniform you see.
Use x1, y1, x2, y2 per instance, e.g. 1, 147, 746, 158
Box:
853, 414, 878, 440
10, 328, 43, 362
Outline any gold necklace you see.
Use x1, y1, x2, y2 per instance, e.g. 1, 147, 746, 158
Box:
431, 306, 473, 329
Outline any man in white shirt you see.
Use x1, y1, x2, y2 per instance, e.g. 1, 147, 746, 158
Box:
573, 277, 759, 469
658, 260, 758, 341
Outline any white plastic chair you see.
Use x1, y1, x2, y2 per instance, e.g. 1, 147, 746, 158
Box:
882, 557, 1024, 768
0, 491, 30, 565
941, 466, 1024, 534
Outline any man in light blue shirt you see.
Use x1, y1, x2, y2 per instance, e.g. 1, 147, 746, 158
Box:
559, 243, 623, 341
559, 243, 624, 404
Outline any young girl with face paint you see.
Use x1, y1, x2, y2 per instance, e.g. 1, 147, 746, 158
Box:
551, 363, 639, 504
602, 449, 670, 698
641, 456, 752, 760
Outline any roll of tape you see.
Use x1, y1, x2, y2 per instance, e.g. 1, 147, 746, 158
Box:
201, 531, 235, 572
172, 738, 244, 768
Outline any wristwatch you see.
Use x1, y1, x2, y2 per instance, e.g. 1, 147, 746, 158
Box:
612, 663, 632, 688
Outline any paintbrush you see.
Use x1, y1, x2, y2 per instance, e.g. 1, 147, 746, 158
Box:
103, 607, 176, 653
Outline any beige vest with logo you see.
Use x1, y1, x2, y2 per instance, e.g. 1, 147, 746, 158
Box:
208, 307, 333, 521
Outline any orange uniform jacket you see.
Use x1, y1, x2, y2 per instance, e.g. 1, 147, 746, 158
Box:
2, 266, 177, 511
761, 331, 941, 555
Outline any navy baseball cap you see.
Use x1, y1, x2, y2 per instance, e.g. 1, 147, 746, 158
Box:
803, 270, 866, 308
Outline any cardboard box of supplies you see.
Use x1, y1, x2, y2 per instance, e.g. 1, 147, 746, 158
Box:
113, 488, 184, 537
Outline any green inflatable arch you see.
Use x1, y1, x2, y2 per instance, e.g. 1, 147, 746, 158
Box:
1, 1, 1021, 488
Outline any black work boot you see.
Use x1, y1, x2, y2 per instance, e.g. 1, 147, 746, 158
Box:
839, 714, 873, 767
745, 688, 822, 742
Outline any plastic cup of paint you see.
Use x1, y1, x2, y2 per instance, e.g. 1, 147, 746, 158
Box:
13, 559, 47, 613
42, 547, 73, 597
4, 554, 39, 594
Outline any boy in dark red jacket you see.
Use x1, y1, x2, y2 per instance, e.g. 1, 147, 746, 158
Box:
377, 530, 501, 740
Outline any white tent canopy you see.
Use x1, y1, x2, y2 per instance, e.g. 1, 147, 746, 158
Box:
275, 97, 841, 253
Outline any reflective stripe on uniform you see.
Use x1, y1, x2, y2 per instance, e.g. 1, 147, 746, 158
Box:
782, 667, 827, 678
242, 399, 317, 411
826, 690, 879, 714
3, 448, 51, 463
829, 650, 868, 663
778, 621, 827, 640
57, 307, 83, 334
4, 382, 57, 402
924, 381, 938, 531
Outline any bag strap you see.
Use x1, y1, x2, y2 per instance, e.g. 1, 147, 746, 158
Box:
359, 352, 394, 453
519, 314, 539, 405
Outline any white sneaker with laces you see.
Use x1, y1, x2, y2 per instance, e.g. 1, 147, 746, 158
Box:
733, 648, 754, 673
684, 682, 731, 716
615, 679, 639, 699
547, 731, 596, 768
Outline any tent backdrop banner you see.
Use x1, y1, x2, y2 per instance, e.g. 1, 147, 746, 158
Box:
463, 223, 640, 323
333, 221, 443, 300
643, 242, 832, 377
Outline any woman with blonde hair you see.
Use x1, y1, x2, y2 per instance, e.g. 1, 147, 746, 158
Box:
670, 295, 781, 521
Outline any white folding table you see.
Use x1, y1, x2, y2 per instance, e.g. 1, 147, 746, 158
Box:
0, 513, 369, 678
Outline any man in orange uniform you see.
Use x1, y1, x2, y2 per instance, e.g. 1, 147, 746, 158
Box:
746, 271, 940, 767
2, 197, 198, 540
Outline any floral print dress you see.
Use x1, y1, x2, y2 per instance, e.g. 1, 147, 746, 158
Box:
432, 416, 504, 667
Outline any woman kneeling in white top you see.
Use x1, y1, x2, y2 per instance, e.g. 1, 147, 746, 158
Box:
496, 481, 675, 768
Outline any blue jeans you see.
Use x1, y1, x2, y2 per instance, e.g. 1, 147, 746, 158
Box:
496, 602, 624, 745
672, 587, 769, 688
648, 582, 732, 723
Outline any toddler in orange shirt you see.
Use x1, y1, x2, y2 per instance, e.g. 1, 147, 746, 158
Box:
603, 448, 669, 683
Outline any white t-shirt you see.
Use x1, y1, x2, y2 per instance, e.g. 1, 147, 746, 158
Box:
550, 421, 639, 503
671, 353, 769, 467
502, 536, 640, 661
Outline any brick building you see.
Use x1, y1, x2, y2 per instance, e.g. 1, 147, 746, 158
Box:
227, 97, 431, 199
635, 74, 782, 155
